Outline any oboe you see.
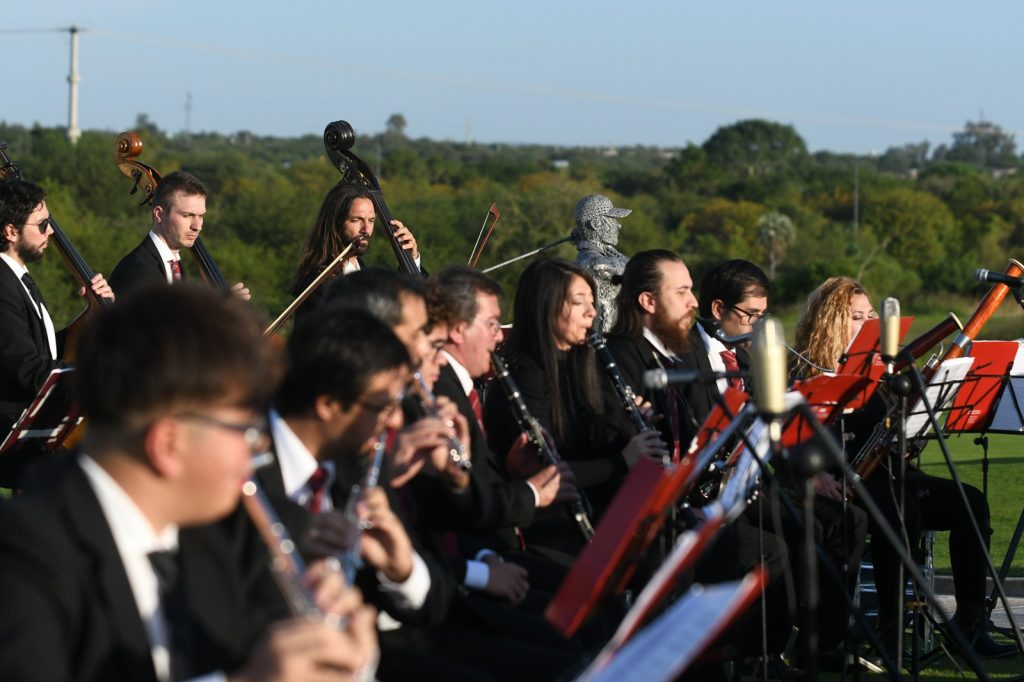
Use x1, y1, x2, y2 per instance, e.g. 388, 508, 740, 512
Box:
489, 351, 596, 542
410, 371, 472, 472
337, 431, 388, 584
240, 459, 340, 625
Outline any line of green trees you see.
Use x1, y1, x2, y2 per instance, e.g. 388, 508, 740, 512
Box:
2, 115, 1023, 329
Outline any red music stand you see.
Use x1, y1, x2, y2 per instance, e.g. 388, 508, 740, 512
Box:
944, 341, 1019, 433
544, 389, 750, 637
835, 317, 914, 410
0, 368, 82, 457
783, 374, 872, 448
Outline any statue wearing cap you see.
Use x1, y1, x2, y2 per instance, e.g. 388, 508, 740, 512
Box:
570, 194, 631, 331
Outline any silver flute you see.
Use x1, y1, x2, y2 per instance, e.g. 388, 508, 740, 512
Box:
337, 431, 388, 584
411, 371, 472, 472
240, 456, 341, 625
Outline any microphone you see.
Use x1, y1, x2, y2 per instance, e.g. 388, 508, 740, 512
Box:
880, 297, 900, 363
975, 268, 1024, 289
750, 316, 787, 419
643, 367, 744, 390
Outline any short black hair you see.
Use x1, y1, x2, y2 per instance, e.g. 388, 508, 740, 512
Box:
75, 284, 280, 432
0, 179, 46, 234
321, 267, 425, 328
697, 259, 771, 319
274, 307, 410, 417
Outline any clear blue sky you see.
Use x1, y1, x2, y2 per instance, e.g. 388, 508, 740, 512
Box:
4, 1, 1022, 154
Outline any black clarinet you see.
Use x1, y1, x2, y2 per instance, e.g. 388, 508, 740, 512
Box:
586, 330, 654, 436
489, 351, 596, 542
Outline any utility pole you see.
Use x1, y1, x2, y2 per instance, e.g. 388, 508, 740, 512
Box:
67, 25, 82, 145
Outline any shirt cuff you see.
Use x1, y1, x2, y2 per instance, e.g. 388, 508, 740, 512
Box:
185, 675, 226, 682
474, 548, 498, 562
376, 551, 431, 611
463, 559, 490, 590
525, 480, 541, 507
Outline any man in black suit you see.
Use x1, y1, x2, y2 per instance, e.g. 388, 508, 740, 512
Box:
0, 284, 377, 681
0, 180, 113, 454
108, 171, 249, 299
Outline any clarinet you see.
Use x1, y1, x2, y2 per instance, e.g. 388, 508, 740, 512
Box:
336, 431, 388, 584
489, 351, 596, 542
240, 459, 341, 626
411, 371, 472, 472
586, 330, 654, 436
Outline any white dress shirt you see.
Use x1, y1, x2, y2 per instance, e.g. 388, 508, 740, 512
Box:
149, 231, 182, 284
696, 323, 730, 395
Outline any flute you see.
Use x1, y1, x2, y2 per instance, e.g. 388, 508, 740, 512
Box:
336, 431, 388, 584
241, 454, 341, 625
410, 371, 472, 472
489, 351, 596, 542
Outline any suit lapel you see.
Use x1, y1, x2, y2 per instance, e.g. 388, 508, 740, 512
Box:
59, 464, 157, 682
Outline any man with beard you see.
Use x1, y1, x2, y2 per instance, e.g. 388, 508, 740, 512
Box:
0, 180, 114, 444
290, 183, 423, 323
109, 171, 249, 299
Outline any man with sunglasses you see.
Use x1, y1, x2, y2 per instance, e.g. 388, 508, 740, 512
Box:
0, 180, 113, 464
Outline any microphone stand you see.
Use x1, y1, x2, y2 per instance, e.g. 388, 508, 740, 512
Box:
899, 352, 1024, 660
708, 392, 904, 681
796, 399, 994, 681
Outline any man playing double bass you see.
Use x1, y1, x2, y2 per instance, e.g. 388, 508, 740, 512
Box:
109, 171, 249, 299
0, 180, 114, 449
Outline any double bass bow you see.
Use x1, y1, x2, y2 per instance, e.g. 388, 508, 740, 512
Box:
114, 131, 231, 291
0, 144, 112, 361
322, 120, 424, 277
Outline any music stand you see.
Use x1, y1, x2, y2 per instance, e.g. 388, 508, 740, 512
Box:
836, 317, 914, 410
0, 368, 82, 488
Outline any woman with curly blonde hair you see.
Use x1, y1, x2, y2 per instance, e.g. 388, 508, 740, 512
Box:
792, 276, 875, 379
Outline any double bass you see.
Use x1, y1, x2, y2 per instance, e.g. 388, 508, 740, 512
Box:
322, 120, 424, 277
114, 131, 232, 291
0, 144, 112, 361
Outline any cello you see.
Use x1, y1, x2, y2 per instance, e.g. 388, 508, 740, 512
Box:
322, 120, 424, 277
0, 144, 112, 362
114, 131, 232, 291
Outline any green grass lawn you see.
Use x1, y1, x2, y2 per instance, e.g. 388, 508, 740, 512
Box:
918, 433, 1024, 578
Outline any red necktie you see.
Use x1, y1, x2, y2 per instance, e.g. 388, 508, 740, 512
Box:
169, 259, 182, 282
720, 349, 743, 390
306, 466, 329, 513
468, 387, 485, 434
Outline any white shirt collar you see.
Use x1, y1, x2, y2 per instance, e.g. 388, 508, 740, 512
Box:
269, 408, 334, 507
697, 322, 729, 394
642, 327, 676, 363
78, 454, 178, 681
0, 252, 28, 279
148, 230, 180, 261
442, 350, 474, 396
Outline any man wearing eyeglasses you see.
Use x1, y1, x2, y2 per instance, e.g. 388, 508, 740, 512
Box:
0, 179, 113, 452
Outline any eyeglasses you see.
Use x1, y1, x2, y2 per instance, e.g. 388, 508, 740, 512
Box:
474, 317, 502, 337
357, 389, 406, 417
728, 305, 767, 325
23, 217, 52, 235
176, 413, 269, 451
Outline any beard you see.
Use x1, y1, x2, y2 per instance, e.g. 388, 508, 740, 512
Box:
650, 309, 695, 356
345, 232, 371, 257
16, 238, 45, 264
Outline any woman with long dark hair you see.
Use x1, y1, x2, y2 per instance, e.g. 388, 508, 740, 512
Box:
483, 259, 665, 561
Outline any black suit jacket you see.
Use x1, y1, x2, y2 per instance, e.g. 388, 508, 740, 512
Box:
433, 364, 536, 551
0, 262, 62, 432
0, 457, 287, 682
109, 236, 181, 297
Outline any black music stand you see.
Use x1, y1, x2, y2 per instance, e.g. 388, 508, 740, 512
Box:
0, 368, 82, 487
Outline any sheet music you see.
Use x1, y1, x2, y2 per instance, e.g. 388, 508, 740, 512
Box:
904, 358, 973, 438
578, 573, 762, 682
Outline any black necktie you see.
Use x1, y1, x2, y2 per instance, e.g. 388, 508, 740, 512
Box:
148, 550, 192, 681
21, 272, 45, 310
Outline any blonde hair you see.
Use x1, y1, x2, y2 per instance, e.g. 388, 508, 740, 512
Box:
792, 276, 868, 379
